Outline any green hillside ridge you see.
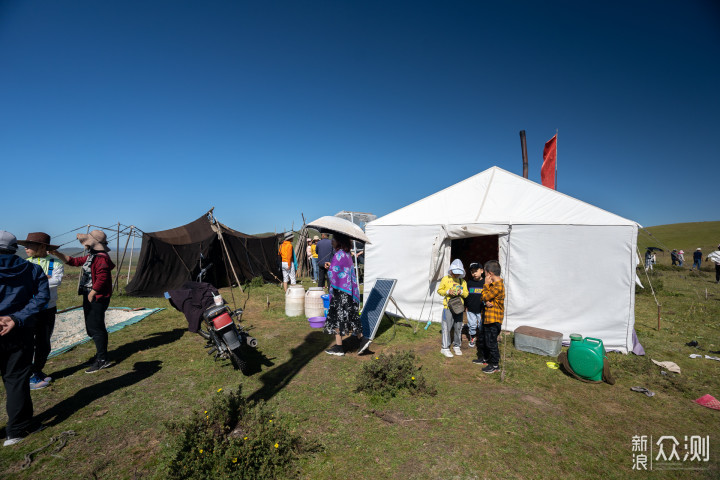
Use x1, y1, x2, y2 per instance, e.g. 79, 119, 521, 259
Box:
638, 220, 720, 266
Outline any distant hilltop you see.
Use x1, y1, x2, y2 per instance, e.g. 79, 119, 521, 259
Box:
638, 221, 720, 253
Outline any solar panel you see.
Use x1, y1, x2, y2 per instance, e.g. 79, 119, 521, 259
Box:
360, 278, 397, 339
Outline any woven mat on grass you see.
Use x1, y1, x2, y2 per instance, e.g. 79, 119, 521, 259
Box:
48, 307, 164, 359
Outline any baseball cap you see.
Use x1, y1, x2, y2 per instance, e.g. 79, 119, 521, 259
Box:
0, 230, 18, 252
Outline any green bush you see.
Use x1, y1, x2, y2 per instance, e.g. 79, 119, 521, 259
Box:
248, 276, 265, 289
636, 278, 663, 295
157, 387, 317, 479
356, 350, 437, 400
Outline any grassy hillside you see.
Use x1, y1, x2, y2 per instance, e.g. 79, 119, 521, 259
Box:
638, 221, 720, 267
2, 223, 719, 479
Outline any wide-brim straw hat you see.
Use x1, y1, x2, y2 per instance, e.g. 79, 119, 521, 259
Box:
77, 229, 111, 252
17, 232, 60, 251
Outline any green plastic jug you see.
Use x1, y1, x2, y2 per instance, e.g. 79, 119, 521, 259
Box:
567, 334, 605, 381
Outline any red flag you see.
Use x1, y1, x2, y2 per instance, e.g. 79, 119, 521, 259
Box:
541, 134, 557, 189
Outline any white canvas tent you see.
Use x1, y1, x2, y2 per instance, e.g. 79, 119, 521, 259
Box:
364, 166, 639, 353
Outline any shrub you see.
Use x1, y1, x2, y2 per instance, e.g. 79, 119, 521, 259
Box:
636, 278, 663, 295
248, 276, 265, 289
157, 387, 317, 479
356, 350, 436, 400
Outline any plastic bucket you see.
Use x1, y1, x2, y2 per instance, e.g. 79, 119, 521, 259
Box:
285, 285, 305, 317
308, 316, 326, 328
305, 287, 325, 318
321, 294, 330, 309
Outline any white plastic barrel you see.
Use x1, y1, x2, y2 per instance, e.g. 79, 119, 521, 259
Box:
305, 287, 325, 318
285, 285, 305, 317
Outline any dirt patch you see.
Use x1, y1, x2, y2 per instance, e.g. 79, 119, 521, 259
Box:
520, 394, 548, 407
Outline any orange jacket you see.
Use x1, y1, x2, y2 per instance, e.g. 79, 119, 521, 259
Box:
278, 241, 293, 263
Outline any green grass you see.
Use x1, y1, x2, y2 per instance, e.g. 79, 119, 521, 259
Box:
2, 238, 720, 478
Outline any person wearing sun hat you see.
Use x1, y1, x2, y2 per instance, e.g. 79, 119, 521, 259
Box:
0, 230, 50, 446
17, 233, 64, 389
50, 230, 115, 373
311, 236, 319, 284
678, 250, 685, 267
692, 248, 702, 271
277, 232, 296, 292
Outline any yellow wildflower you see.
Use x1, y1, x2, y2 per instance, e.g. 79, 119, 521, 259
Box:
274, 443, 279, 448
233, 458, 237, 463
199, 448, 203, 453
244, 436, 248, 440
411, 376, 415, 380
217, 388, 223, 393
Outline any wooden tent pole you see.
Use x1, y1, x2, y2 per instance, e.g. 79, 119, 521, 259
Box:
209, 211, 244, 293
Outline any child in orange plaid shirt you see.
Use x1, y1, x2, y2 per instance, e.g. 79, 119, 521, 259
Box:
473, 260, 504, 373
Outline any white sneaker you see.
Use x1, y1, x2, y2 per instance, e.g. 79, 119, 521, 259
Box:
453, 346, 462, 356
3, 437, 23, 447
440, 348, 454, 358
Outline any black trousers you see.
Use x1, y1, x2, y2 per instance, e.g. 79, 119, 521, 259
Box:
32, 307, 56, 374
716, 264, 720, 283
0, 328, 33, 438
477, 322, 501, 366
318, 266, 329, 288
82, 294, 110, 362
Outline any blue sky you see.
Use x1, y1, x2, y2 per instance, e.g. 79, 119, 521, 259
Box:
2, 1, 718, 246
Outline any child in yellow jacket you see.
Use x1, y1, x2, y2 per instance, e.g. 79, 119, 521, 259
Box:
437, 259, 469, 358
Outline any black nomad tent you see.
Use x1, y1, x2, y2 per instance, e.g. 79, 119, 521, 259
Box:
126, 212, 281, 297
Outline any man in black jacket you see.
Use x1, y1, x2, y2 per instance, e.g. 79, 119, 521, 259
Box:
0, 230, 50, 446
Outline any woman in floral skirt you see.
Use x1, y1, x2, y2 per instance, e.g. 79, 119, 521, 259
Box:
323, 233, 372, 356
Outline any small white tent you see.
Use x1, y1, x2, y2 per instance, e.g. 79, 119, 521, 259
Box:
364, 166, 639, 353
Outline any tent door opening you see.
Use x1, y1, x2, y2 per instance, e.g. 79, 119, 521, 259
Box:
450, 235, 499, 271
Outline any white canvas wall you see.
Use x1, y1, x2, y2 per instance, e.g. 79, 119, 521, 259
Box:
502, 224, 637, 352
365, 222, 637, 352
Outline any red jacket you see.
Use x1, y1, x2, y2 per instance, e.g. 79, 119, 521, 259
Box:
67, 252, 116, 298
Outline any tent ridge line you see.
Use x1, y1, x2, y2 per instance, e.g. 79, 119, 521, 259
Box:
370, 168, 496, 226
369, 222, 636, 228
474, 166, 496, 222
496, 167, 636, 224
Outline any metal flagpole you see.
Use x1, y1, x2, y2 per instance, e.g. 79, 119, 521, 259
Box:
555, 129, 558, 190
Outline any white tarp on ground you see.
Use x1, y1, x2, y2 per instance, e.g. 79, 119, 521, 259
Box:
364, 166, 639, 353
